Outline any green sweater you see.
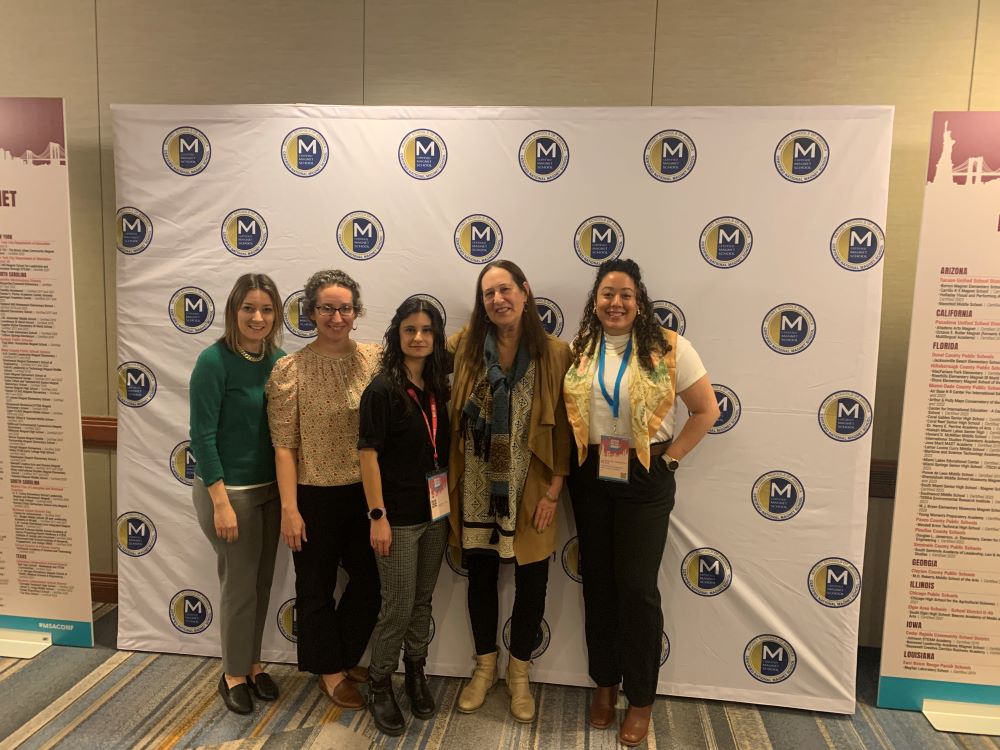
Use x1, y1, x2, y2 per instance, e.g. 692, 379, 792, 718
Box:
188, 341, 284, 486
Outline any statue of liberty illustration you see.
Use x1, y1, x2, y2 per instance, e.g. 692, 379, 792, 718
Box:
931, 118, 999, 187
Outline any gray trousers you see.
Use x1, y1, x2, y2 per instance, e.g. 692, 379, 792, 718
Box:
193, 477, 281, 676
368, 519, 449, 681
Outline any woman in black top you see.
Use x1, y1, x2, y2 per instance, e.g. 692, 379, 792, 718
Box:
359, 297, 451, 736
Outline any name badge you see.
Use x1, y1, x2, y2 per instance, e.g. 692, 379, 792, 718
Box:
598, 435, 630, 483
427, 469, 450, 520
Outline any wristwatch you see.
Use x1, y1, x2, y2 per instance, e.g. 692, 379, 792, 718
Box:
663, 454, 680, 472
367, 507, 386, 521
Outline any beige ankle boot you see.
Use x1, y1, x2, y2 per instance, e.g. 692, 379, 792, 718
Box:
505, 655, 535, 722
457, 652, 498, 713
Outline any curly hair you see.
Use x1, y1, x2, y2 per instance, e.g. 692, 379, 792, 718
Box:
569, 258, 670, 371
220, 273, 282, 356
302, 269, 365, 319
378, 297, 451, 402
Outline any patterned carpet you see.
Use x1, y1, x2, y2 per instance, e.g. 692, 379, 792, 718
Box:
0, 604, 997, 750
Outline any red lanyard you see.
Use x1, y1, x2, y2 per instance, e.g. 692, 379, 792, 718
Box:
406, 387, 438, 467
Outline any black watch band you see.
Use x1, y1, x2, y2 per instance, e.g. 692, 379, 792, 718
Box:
367, 507, 385, 521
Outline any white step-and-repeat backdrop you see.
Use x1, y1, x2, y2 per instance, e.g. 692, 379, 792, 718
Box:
113, 105, 891, 713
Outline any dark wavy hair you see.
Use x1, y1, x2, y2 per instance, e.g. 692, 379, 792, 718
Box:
569, 258, 669, 371
302, 269, 365, 319
220, 273, 282, 356
378, 297, 450, 402
458, 259, 548, 373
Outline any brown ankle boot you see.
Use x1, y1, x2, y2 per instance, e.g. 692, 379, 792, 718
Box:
589, 684, 618, 729
619, 704, 653, 747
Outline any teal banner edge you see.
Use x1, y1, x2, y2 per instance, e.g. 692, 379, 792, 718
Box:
878, 676, 1000, 710
0, 614, 94, 648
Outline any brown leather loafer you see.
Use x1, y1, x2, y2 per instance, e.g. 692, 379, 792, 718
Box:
318, 676, 365, 709
589, 684, 618, 729
345, 665, 369, 684
619, 704, 653, 747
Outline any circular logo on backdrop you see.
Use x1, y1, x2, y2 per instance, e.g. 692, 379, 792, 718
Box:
169, 441, 196, 486
830, 219, 885, 272
519, 130, 569, 182
644, 130, 696, 182
681, 548, 732, 596
744, 635, 797, 683
651, 300, 686, 335
574, 216, 625, 266
774, 130, 829, 183
168, 287, 215, 334
700, 217, 752, 268
117, 362, 156, 408
169, 590, 213, 634
808, 558, 862, 608
445, 545, 468, 577
561, 536, 582, 583
399, 129, 447, 180
761, 303, 816, 355
454, 214, 503, 264
660, 631, 671, 666
221, 209, 268, 258
502, 617, 551, 660
818, 391, 872, 442
281, 127, 329, 177
277, 599, 297, 642
162, 127, 211, 176
116, 207, 153, 255
406, 293, 448, 327
282, 290, 317, 338
751, 471, 805, 521
535, 297, 564, 336
116, 512, 156, 557
337, 211, 385, 261
709, 384, 740, 434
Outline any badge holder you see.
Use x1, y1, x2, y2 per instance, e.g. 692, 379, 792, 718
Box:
599, 435, 630, 483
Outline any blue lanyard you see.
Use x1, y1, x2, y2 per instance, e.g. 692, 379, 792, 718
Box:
598, 335, 632, 419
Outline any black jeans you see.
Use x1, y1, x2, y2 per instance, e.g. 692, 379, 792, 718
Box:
567, 446, 676, 707
292, 483, 381, 675
465, 553, 549, 661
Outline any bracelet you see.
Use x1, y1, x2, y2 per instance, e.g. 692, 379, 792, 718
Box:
544, 491, 558, 502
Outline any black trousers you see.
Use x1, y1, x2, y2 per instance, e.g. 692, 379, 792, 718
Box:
292, 483, 381, 675
466, 553, 549, 662
567, 446, 676, 707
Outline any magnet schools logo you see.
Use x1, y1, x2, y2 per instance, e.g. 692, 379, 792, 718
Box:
761, 303, 816, 355
170, 440, 197, 486
503, 617, 551, 660
277, 599, 297, 642
445, 545, 468, 577
116, 511, 157, 557
818, 391, 872, 442
116, 207, 153, 255
709, 384, 740, 434
660, 631, 670, 666
221, 209, 268, 258
744, 635, 796, 683
168, 287, 215, 334
519, 130, 569, 182
574, 216, 625, 266
700, 217, 752, 268
169, 589, 213, 634
337, 211, 385, 261
399, 129, 447, 180
162, 126, 211, 176
561, 536, 582, 583
651, 300, 686, 335
406, 293, 447, 327
808, 558, 862, 608
751, 471, 805, 522
282, 290, 317, 338
454, 214, 503, 264
644, 130, 696, 182
535, 297, 564, 337
281, 127, 329, 177
681, 548, 732, 596
775, 130, 829, 183
830, 219, 885, 272
117, 362, 156, 408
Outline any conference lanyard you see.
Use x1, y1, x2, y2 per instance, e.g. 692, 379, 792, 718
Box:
598, 335, 632, 420
406, 387, 439, 468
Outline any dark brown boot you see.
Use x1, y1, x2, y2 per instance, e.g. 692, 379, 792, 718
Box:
619, 704, 653, 747
588, 684, 618, 729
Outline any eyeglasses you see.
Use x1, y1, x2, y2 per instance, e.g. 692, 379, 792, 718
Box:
315, 304, 356, 318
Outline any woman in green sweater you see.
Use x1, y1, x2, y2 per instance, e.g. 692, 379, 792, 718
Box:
189, 273, 285, 715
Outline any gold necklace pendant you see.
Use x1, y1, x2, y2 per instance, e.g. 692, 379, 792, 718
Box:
236, 344, 265, 362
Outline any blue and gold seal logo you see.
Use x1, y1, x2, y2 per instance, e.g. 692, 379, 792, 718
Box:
399, 129, 447, 180
761, 303, 816, 355
808, 558, 861, 608
651, 300, 686, 335
709, 384, 740, 434
116, 207, 153, 255
337, 211, 385, 261
116, 511, 156, 558
830, 219, 885, 272
561, 536, 582, 583
169, 441, 196, 486
660, 631, 671, 666
282, 290, 317, 339
575, 216, 624, 266
445, 545, 468, 577
751, 471, 804, 522
535, 297, 564, 337
162, 126, 211, 176
281, 127, 329, 177
744, 635, 796, 684
775, 130, 829, 183
818, 391, 872, 442
117, 362, 156, 408
681, 547, 732, 596
644, 130, 696, 182
503, 617, 551, 660
169, 589, 213, 635
168, 287, 215, 335
406, 293, 447, 327
700, 217, 752, 269
455, 214, 503, 264
519, 130, 569, 182
277, 599, 297, 642
221, 209, 268, 258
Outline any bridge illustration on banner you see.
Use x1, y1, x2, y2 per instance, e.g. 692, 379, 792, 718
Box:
932, 120, 1000, 186
0, 142, 66, 167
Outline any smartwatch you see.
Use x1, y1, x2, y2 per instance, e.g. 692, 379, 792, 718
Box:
367, 507, 386, 521
663, 455, 680, 472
